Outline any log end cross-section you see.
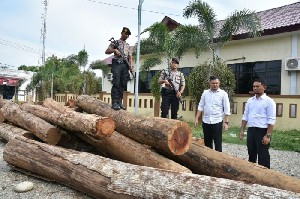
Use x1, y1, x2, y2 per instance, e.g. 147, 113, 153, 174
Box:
46, 128, 62, 145
168, 121, 193, 155
95, 117, 115, 138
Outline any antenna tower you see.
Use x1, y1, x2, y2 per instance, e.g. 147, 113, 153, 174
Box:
41, 0, 48, 65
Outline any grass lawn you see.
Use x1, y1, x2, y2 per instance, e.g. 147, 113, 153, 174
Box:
188, 122, 300, 152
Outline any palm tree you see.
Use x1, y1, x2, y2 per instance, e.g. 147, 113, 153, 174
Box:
139, 22, 207, 98
141, 22, 207, 64
183, 0, 261, 66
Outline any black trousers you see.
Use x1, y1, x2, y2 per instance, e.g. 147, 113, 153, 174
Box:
160, 88, 179, 119
111, 59, 130, 104
202, 121, 223, 152
247, 127, 270, 168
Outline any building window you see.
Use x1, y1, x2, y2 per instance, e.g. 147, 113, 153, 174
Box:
289, 104, 297, 118
276, 103, 283, 117
189, 100, 195, 111
150, 99, 153, 108
178, 67, 193, 77
181, 100, 186, 111
229, 60, 281, 94
232, 102, 238, 114
129, 98, 132, 107
243, 102, 247, 114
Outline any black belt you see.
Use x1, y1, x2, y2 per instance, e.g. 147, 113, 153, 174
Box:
248, 127, 267, 130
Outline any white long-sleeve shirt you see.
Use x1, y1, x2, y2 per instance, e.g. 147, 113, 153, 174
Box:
197, 88, 231, 124
242, 93, 276, 128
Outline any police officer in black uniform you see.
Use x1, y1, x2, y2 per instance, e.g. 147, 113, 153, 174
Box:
158, 58, 185, 119
105, 27, 134, 110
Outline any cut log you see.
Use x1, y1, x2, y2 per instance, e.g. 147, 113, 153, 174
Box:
0, 122, 98, 154
74, 130, 192, 173
0, 101, 61, 145
0, 122, 32, 141
20, 103, 115, 139
75, 95, 193, 155
4, 135, 300, 199
162, 142, 300, 193
74, 96, 300, 193
43, 98, 76, 113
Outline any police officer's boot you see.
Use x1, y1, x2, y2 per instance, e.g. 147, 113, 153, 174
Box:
111, 101, 120, 110
118, 100, 126, 110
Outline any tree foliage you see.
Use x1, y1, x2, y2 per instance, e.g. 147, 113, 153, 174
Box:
139, 22, 207, 97
188, 59, 236, 105
183, 0, 261, 63
150, 72, 162, 101
90, 60, 111, 77
22, 50, 101, 100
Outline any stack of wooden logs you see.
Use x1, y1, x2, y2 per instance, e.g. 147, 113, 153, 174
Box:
0, 95, 299, 198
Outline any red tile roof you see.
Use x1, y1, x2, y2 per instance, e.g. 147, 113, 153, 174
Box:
216, 2, 300, 38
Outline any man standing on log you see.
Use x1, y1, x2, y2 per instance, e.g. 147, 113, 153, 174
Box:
105, 27, 134, 111
239, 79, 276, 169
158, 58, 185, 119
194, 75, 230, 152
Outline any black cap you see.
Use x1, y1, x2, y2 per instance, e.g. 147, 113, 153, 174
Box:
171, 57, 179, 64
121, 27, 131, 35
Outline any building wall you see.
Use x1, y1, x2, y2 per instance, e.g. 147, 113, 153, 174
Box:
53, 92, 300, 131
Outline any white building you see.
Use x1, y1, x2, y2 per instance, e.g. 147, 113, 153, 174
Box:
0, 68, 36, 102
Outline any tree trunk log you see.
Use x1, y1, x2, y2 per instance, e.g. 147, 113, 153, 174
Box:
0, 122, 100, 155
4, 136, 300, 199
43, 98, 76, 113
0, 122, 32, 141
20, 103, 115, 139
75, 95, 192, 155
0, 101, 61, 145
74, 130, 192, 173
163, 142, 300, 193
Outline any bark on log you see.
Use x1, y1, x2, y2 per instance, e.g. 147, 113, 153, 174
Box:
74, 96, 300, 193
75, 95, 193, 155
0, 101, 61, 145
43, 98, 76, 113
20, 103, 115, 139
74, 130, 192, 173
162, 142, 300, 193
4, 136, 300, 199
0, 122, 32, 141
0, 122, 98, 154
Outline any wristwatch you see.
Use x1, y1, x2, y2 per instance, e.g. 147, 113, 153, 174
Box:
266, 134, 272, 138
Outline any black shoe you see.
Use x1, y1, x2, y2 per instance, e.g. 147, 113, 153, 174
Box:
119, 103, 126, 110
111, 102, 120, 110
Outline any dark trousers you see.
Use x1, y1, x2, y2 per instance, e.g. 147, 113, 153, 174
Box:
202, 121, 223, 152
247, 127, 270, 168
111, 59, 129, 104
160, 88, 179, 119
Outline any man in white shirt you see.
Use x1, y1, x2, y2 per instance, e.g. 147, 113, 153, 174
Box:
194, 75, 230, 152
239, 79, 276, 169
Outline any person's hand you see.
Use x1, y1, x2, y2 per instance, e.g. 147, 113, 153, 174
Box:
223, 123, 229, 131
164, 80, 170, 86
194, 118, 199, 127
239, 130, 244, 140
262, 136, 271, 145
114, 49, 121, 56
130, 65, 134, 72
176, 91, 182, 98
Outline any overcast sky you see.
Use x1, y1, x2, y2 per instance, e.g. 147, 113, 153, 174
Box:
0, 0, 299, 70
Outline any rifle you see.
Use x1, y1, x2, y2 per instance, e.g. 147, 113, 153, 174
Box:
108, 37, 134, 80
162, 69, 183, 104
